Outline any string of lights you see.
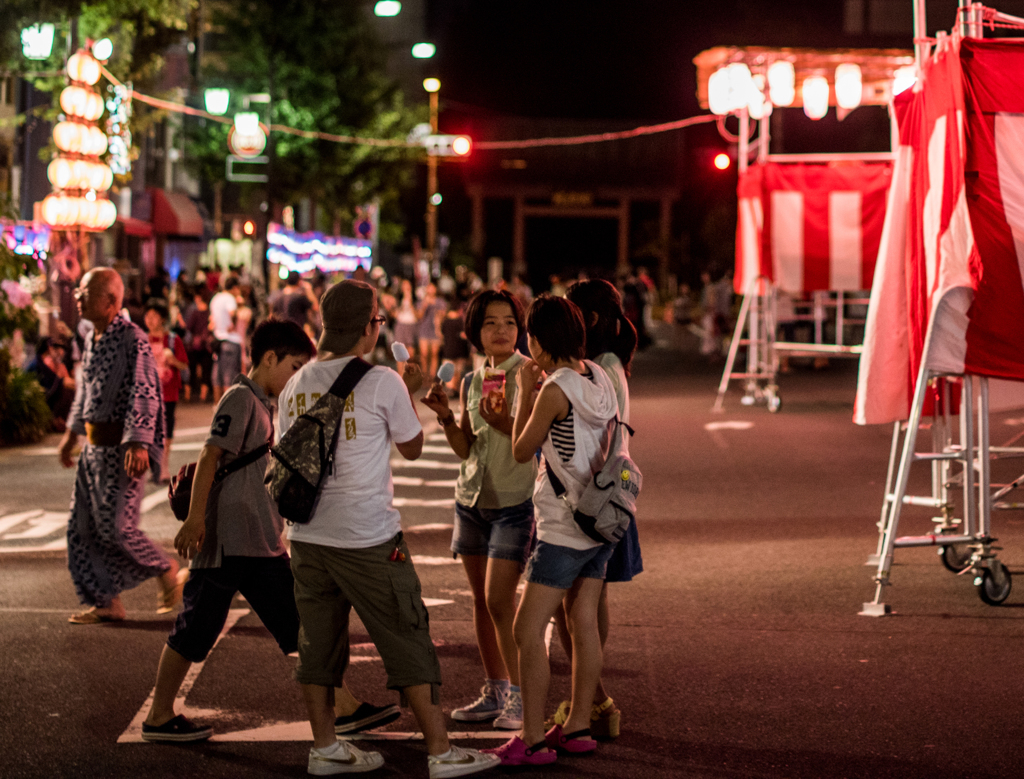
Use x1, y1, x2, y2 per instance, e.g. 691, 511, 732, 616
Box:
99, 64, 717, 151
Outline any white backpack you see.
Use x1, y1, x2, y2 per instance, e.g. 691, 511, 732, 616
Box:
545, 418, 642, 544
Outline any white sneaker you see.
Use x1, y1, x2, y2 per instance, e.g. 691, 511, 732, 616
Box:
307, 741, 384, 775
451, 680, 508, 722
492, 689, 523, 730
428, 745, 501, 779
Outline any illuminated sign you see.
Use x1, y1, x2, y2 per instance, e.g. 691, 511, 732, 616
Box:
228, 122, 268, 159
266, 223, 373, 274
2, 223, 52, 260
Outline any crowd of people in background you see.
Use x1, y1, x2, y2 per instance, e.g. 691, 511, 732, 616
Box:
21, 260, 740, 449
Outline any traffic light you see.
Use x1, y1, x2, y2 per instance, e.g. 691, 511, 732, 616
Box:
423, 134, 472, 157
714, 153, 731, 171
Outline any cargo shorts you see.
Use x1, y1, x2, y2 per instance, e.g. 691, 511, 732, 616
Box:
290, 534, 442, 703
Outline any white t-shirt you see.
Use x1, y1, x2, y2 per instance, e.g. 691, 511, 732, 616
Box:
210, 291, 242, 344
278, 356, 422, 549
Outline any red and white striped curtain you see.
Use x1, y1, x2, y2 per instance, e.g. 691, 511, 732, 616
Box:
734, 161, 892, 295
855, 34, 1024, 425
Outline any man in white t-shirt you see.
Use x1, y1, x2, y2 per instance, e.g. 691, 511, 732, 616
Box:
209, 277, 244, 402
278, 280, 499, 779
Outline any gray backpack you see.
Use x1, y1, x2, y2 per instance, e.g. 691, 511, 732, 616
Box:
545, 418, 642, 544
265, 358, 372, 524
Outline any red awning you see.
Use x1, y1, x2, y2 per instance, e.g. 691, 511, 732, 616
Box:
116, 214, 153, 238
150, 189, 204, 237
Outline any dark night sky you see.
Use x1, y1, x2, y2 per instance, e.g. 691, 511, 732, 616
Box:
426, 1, 914, 122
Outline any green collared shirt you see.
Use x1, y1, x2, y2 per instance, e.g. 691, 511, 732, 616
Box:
455, 352, 537, 509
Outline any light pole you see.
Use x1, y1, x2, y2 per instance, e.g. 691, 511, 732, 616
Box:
423, 77, 440, 259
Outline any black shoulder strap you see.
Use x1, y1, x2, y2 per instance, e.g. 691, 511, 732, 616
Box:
544, 458, 567, 497
214, 382, 273, 482
327, 357, 373, 401
215, 442, 270, 481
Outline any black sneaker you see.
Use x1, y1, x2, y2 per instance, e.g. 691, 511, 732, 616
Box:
141, 714, 213, 743
334, 702, 401, 734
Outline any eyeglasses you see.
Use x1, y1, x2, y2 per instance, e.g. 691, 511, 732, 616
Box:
370, 315, 386, 325
73, 288, 88, 300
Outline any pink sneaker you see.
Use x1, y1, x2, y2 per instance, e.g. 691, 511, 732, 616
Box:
482, 736, 557, 766
545, 725, 598, 754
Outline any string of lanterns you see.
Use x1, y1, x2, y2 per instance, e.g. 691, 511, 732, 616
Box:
708, 59, 917, 121
42, 47, 117, 231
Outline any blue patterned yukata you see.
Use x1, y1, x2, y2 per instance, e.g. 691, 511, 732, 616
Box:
66, 314, 170, 608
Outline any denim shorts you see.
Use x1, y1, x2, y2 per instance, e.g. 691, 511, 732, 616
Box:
605, 515, 643, 582
452, 499, 535, 568
525, 539, 617, 590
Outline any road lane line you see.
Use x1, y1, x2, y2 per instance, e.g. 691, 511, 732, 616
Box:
118, 607, 250, 743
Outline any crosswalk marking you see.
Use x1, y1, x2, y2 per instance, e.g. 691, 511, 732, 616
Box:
405, 523, 454, 532
421, 445, 457, 455
391, 459, 461, 471
392, 476, 457, 488
394, 498, 456, 508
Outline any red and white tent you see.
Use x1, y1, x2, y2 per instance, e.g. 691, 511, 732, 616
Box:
854, 34, 1024, 425
735, 160, 892, 295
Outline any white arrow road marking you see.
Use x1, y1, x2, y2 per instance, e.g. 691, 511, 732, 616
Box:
207, 725, 512, 742
119, 600, 462, 744
704, 421, 754, 431
0, 511, 66, 539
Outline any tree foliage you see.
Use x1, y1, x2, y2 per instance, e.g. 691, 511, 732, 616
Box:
186, 0, 424, 237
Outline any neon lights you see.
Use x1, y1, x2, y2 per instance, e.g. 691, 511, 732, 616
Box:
265, 223, 373, 274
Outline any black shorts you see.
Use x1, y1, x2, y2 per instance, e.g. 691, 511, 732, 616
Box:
167, 555, 299, 663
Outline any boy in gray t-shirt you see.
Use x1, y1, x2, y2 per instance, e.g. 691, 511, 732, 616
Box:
142, 321, 399, 744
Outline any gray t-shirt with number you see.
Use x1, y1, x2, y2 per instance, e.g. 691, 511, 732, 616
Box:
191, 374, 286, 569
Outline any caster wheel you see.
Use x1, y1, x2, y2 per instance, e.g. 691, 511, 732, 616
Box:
939, 543, 972, 573
974, 561, 1012, 606
767, 394, 781, 413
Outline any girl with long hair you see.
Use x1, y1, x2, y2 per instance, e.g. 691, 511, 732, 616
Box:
484, 295, 618, 766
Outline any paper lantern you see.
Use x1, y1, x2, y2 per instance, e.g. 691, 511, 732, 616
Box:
767, 61, 795, 107
88, 162, 113, 192
835, 63, 862, 110
802, 76, 829, 120
97, 199, 117, 228
54, 122, 83, 153
708, 68, 732, 115
47, 158, 73, 189
60, 86, 87, 118
67, 51, 100, 85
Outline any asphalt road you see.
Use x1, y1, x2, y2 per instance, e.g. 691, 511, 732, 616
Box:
3, 329, 1024, 779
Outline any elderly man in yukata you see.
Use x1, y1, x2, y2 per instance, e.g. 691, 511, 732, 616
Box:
58, 268, 187, 624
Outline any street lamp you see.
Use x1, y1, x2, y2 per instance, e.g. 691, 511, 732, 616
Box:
204, 88, 230, 116
374, 1, 402, 16
423, 78, 440, 258
412, 43, 436, 59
